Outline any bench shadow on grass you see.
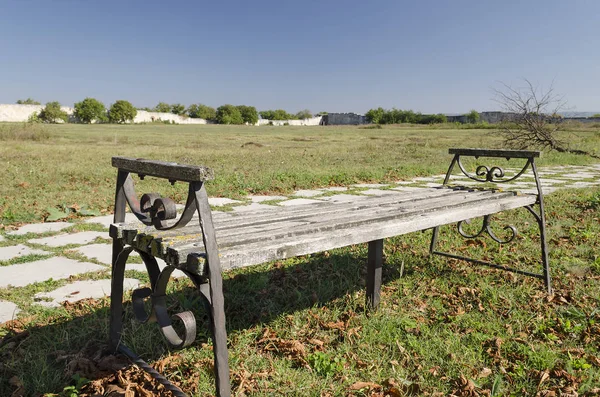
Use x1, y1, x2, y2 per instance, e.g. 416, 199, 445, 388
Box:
0, 248, 410, 395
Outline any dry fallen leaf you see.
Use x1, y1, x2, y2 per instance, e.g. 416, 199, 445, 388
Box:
349, 381, 382, 391
478, 367, 492, 379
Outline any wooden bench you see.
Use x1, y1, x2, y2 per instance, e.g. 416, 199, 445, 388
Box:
108, 148, 550, 397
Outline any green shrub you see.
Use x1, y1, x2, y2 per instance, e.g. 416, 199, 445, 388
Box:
216, 104, 244, 125
259, 109, 293, 120
171, 103, 186, 115
108, 100, 137, 123
153, 102, 171, 113
365, 107, 385, 124
295, 109, 313, 119
237, 105, 259, 124
365, 107, 448, 125
466, 109, 480, 124
16, 98, 41, 105
73, 98, 107, 123
39, 101, 68, 123
27, 112, 42, 123
187, 104, 217, 120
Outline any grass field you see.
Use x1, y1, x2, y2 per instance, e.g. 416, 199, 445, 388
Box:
0, 122, 598, 225
0, 122, 599, 396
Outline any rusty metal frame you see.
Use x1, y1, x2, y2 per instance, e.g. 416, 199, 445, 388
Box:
110, 163, 231, 397
429, 149, 552, 294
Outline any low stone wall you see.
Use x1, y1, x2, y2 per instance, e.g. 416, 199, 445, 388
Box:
0, 104, 328, 126
256, 116, 322, 126
0, 104, 75, 122
134, 111, 207, 124
0, 104, 208, 124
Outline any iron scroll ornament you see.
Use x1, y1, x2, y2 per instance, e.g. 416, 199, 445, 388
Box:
118, 172, 198, 231
114, 246, 210, 349
456, 157, 533, 183
457, 214, 517, 244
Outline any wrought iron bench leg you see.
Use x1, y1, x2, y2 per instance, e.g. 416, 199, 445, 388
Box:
108, 163, 232, 396
366, 239, 384, 310
193, 182, 231, 397
429, 150, 552, 294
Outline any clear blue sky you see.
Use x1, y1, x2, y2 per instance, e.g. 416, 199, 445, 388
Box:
1, 0, 599, 114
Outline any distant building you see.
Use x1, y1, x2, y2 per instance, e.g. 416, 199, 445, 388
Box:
446, 111, 517, 124
321, 113, 368, 125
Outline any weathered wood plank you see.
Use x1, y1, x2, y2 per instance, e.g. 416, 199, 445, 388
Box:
113, 187, 473, 241
449, 148, 541, 159
217, 194, 537, 271
112, 157, 214, 182
120, 191, 536, 271
116, 189, 503, 257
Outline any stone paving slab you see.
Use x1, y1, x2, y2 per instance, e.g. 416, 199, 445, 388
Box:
0, 257, 105, 288
248, 195, 288, 203
29, 231, 107, 247
390, 186, 431, 192
232, 203, 277, 213
278, 198, 323, 206
361, 189, 402, 196
412, 177, 439, 182
84, 213, 141, 228
352, 183, 390, 188
7, 222, 72, 236
293, 189, 324, 197
318, 187, 348, 192
0, 300, 20, 324
0, 244, 51, 261
535, 178, 569, 184
208, 197, 241, 206
34, 278, 141, 308
71, 243, 116, 265
559, 173, 598, 179
569, 181, 599, 188
319, 194, 368, 203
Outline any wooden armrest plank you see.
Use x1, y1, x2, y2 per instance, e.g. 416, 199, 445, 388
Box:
112, 156, 214, 182
449, 148, 541, 159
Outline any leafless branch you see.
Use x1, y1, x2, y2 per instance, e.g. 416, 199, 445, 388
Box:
492, 79, 568, 151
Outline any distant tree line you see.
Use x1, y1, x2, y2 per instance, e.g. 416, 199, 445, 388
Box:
365, 107, 448, 124
15, 98, 322, 125
23, 98, 137, 124
139, 102, 315, 124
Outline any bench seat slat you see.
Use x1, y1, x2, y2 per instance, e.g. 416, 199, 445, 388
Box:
111, 189, 536, 273
117, 187, 474, 240
115, 189, 497, 249
220, 194, 537, 270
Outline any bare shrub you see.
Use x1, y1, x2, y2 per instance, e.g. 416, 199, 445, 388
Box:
493, 80, 598, 158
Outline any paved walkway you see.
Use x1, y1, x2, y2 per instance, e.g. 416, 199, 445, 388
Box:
1, 164, 599, 324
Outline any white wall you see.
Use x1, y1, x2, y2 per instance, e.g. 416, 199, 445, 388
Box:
256, 116, 323, 126
0, 104, 208, 124
0, 104, 324, 126
0, 104, 75, 122
133, 110, 207, 124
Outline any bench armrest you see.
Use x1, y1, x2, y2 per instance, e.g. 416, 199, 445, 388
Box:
443, 147, 543, 187
449, 148, 541, 159
112, 157, 214, 182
